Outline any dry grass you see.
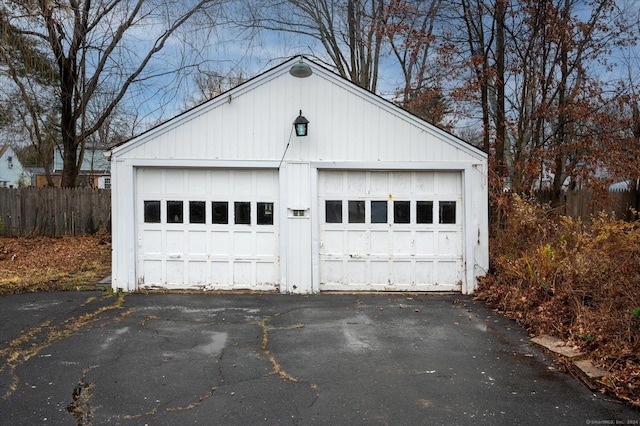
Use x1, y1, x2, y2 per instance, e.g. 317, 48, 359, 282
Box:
0, 234, 111, 294
476, 194, 640, 406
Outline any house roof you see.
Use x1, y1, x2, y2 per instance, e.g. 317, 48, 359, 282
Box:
112, 56, 487, 161
0, 145, 10, 158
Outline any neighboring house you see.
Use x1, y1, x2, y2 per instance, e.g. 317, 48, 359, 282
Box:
40, 147, 110, 188
110, 56, 489, 294
25, 167, 45, 187
0, 145, 30, 188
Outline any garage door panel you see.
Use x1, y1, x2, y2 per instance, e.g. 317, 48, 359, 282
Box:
413, 173, 434, 193
391, 261, 412, 284
166, 260, 184, 285
211, 231, 230, 254
233, 170, 253, 195
370, 231, 389, 254
323, 231, 344, 253
233, 262, 253, 285
187, 170, 208, 195
233, 232, 253, 256
347, 261, 367, 284
321, 260, 343, 283
165, 169, 185, 194
415, 231, 435, 254
188, 261, 207, 285
142, 230, 162, 254
437, 231, 460, 255
369, 172, 389, 190
347, 230, 367, 253
415, 261, 434, 283
256, 232, 276, 255
165, 230, 186, 253
188, 231, 208, 254
437, 261, 461, 284
210, 171, 230, 195
436, 172, 461, 193
319, 170, 462, 292
392, 231, 412, 254
256, 170, 278, 195
370, 261, 389, 284
211, 261, 230, 284
137, 168, 279, 291
141, 168, 164, 193
323, 171, 343, 194
256, 262, 278, 285
142, 260, 163, 284
347, 172, 366, 193
391, 173, 411, 193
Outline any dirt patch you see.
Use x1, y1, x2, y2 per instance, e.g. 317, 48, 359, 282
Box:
0, 234, 111, 294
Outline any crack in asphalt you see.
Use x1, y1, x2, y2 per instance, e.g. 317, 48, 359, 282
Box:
0, 293, 129, 399
258, 315, 299, 383
121, 387, 220, 420
3, 298, 320, 422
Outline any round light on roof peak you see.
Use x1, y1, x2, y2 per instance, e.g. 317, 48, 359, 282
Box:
289, 60, 312, 78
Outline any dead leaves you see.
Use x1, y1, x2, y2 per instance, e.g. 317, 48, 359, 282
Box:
0, 235, 111, 293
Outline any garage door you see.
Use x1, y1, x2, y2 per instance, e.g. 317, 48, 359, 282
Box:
136, 168, 279, 290
318, 170, 463, 291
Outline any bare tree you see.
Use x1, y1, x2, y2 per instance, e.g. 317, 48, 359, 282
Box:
244, 0, 386, 92
453, 0, 638, 200
0, 0, 226, 187
187, 69, 247, 107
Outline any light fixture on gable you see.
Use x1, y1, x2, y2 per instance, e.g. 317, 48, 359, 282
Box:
289, 59, 312, 78
293, 111, 309, 137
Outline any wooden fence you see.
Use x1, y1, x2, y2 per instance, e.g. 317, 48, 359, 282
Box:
0, 188, 111, 237
535, 189, 638, 221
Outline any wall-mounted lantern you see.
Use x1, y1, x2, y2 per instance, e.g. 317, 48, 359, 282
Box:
294, 111, 309, 137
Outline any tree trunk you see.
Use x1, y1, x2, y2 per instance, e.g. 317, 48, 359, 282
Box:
494, 0, 507, 182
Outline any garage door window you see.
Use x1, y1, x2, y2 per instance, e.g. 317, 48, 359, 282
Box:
371, 201, 388, 223
144, 201, 161, 223
348, 200, 365, 223
326, 200, 342, 223
167, 201, 183, 223
416, 201, 433, 224
235, 202, 251, 224
189, 201, 206, 224
257, 202, 274, 225
439, 201, 456, 224
212, 202, 228, 224
394, 201, 410, 224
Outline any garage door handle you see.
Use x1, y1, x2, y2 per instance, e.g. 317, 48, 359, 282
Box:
168, 254, 182, 259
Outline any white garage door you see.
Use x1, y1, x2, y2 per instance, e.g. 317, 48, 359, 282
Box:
318, 170, 463, 292
136, 168, 279, 290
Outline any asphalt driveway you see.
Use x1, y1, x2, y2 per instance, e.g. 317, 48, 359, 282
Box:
0, 292, 638, 425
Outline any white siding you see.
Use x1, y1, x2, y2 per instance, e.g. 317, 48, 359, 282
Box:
113, 65, 478, 166
111, 57, 489, 294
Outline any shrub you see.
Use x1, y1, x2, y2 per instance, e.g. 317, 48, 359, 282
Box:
476, 194, 640, 405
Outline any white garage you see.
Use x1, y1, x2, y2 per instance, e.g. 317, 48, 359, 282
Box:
110, 56, 488, 294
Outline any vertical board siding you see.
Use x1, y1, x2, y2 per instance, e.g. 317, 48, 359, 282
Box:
0, 188, 111, 237
115, 68, 477, 165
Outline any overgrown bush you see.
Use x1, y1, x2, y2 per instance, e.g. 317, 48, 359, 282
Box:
476, 194, 640, 405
